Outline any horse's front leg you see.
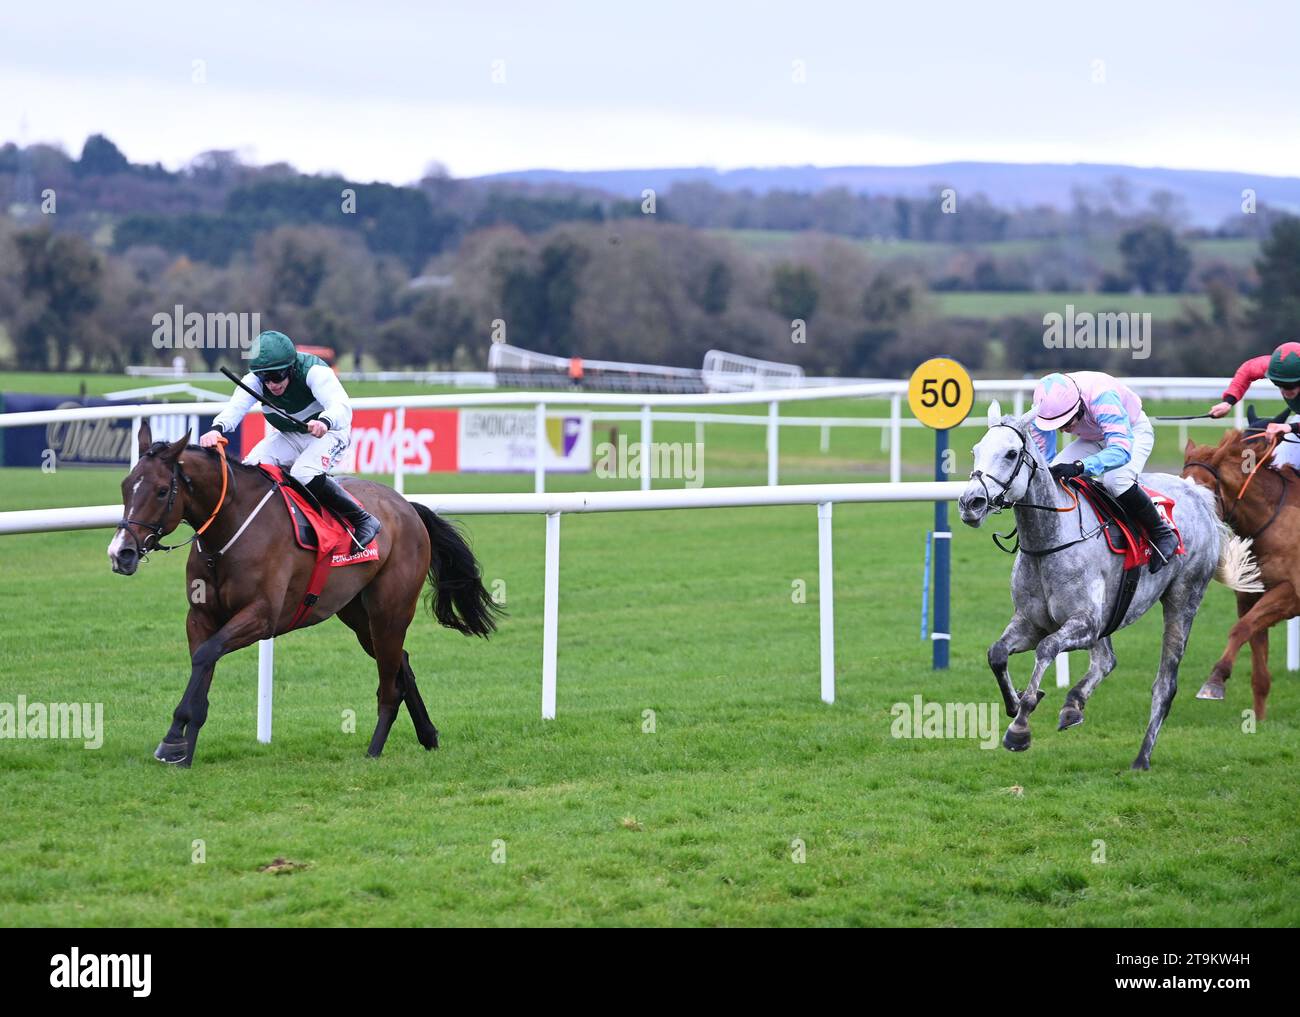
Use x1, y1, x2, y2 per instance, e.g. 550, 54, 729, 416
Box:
1196, 590, 1261, 702
988, 614, 1045, 718
1197, 583, 1296, 716
156, 602, 272, 768
1003, 616, 1096, 752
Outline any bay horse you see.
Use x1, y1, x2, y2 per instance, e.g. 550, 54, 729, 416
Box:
957, 404, 1262, 769
107, 421, 500, 767
1182, 430, 1300, 719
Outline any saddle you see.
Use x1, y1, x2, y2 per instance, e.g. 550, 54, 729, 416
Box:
258, 465, 379, 629
1068, 478, 1185, 571
1066, 477, 1185, 637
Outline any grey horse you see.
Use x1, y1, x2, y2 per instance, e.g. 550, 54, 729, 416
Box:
956, 404, 1262, 769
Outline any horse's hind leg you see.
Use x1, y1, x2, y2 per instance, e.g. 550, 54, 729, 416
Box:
339, 597, 436, 751
400, 652, 438, 750
365, 637, 405, 759
1133, 586, 1199, 770
988, 614, 1045, 718
1058, 637, 1116, 731
1247, 629, 1272, 722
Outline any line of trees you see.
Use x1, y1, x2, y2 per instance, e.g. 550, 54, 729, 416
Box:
0, 134, 1297, 378
4, 210, 1297, 377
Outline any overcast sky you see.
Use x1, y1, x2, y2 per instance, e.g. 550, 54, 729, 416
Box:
3, 0, 1298, 183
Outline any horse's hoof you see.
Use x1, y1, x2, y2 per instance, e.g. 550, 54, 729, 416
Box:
1057, 707, 1084, 731
1003, 727, 1032, 752
154, 740, 189, 766
1130, 758, 1150, 771
1196, 681, 1225, 701
421, 727, 439, 751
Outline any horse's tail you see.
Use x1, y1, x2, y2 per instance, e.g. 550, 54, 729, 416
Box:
1212, 519, 1265, 594
409, 501, 502, 637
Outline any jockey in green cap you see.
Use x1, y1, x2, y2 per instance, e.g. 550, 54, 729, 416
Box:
1207, 340, 1300, 472
199, 330, 381, 548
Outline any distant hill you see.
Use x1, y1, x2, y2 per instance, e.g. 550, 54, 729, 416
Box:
475, 162, 1300, 228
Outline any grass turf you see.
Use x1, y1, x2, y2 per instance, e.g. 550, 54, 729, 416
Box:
0, 420, 1297, 926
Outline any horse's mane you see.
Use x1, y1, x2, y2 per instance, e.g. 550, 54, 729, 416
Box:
142, 442, 269, 493
144, 441, 260, 473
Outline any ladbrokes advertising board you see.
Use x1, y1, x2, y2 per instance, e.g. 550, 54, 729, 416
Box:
238, 408, 591, 474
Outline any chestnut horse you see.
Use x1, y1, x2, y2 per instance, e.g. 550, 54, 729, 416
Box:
108, 421, 500, 767
1182, 430, 1299, 719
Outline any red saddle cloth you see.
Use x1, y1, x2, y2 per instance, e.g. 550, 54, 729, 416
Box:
258, 465, 379, 629
1073, 480, 1186, 570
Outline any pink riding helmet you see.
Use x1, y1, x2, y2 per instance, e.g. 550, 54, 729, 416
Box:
1032, 373, 1083, 431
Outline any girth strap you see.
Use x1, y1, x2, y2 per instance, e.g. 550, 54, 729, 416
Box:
1102, 566, 1142, 638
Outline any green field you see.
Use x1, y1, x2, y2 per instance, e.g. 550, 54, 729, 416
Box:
715, 229, 1259, 273
934, 291, 1212, 320
713, 229, 1243, 321
1, 377, 1297, 926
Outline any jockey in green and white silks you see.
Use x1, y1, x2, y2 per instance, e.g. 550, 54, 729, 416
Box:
199, 330, 381, 548
1029, 371, 1179, 573
1207, 340, 1300, 472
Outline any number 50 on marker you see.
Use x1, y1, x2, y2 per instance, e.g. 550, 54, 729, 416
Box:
907, 358, 974, 430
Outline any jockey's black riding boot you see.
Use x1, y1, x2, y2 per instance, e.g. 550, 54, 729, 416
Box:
307, 474, 382, 548
1116, 484, 1179, 574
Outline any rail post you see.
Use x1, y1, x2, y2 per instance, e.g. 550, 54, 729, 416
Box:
818, 501, 835, 703
768, 401, 779, 486
542, 511, 561, 718
534, 403, 546, 494
932, 428, 950, 669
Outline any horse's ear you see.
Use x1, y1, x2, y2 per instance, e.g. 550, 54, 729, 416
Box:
162, 434, 189, 461
986, 400, 1001, 427
137, 418, 152, 455
1184, 438, 1196, 458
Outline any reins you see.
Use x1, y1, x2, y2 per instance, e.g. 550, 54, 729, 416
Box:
1236, 432, 1278, 505
1186, 434, 1292, 540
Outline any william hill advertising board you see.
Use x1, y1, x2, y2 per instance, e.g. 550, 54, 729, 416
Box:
0, 393, 226, 468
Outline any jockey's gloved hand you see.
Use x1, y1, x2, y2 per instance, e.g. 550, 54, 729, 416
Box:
1050, 461, 1086, 482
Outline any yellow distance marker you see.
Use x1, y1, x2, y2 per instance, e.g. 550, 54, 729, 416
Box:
908, 358, 974, 430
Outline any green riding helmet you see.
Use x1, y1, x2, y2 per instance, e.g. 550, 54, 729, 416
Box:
1266, 341, 1300, 387
249, 330, 297, 374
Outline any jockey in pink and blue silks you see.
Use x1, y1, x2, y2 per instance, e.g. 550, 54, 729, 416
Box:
1029, 371, 1179, 573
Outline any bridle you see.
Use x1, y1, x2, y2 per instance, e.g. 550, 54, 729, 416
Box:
116, 439, 232, 561
968, 424, 1045, 512
1185, 437, 1291, 540
969, 423, 1098, 555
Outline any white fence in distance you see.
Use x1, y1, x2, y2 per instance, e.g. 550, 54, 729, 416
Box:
0, 377, 1279, 497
